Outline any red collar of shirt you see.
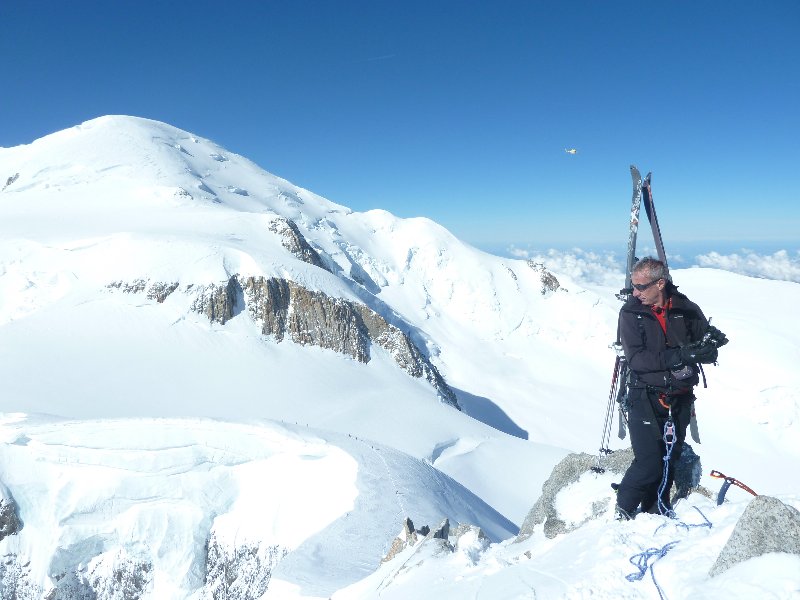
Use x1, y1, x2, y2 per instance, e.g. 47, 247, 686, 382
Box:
651, 298, 672, 334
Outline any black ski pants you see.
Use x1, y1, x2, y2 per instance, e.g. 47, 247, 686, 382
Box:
616, 387, 692, 515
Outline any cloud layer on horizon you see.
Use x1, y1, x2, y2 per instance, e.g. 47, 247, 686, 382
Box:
695, 249, 800, 283
508, 247, 800, 286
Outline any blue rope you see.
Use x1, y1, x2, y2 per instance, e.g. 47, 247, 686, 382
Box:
655, 506, 713, 535
626, 540, 680, 599
624, 414, 715, 600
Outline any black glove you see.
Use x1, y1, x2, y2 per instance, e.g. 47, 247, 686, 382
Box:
685, 341, 719, 364
705, 325, 729, 348
665, 342, 718, 368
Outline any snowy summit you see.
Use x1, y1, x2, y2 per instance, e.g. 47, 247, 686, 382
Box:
0, 116, 798, 599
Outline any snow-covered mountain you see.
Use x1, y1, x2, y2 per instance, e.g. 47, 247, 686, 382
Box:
1, 116, 798, 599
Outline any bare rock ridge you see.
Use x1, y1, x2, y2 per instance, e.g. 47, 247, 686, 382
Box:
267, 216, 330, 272
107, 215, 458, 406
109, 280, 458, 409
527, 260, 563, 295
381, 517, 489, 571
0, 484, 21, 542
193, 275, 457, 407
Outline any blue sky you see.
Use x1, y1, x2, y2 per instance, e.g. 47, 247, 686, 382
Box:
2, 1, 798, 258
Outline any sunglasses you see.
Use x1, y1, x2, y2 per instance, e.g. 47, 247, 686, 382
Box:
632, 278, 662, 292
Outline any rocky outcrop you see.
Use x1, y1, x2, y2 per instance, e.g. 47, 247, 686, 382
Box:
382, 517, 428, 563
147, 281, 179, 303
355, 304, 458, 407
516, 449, 634, 541
526, 261, 562, 295
3, 172, 19, 191
710, 495, 800, 577
516, 444, 704, 540
44, 549, 153, 600
268, 216, 329, 272
203, 533, 288, 600
240, 276, 458, 407
107, 272, 458, 407
107, 279, 179, 303
381, 517, 488, 566
190, 278, 241, 325
0, 484, 21, 541
0, 555, 39, 600
242, 276, 368, 361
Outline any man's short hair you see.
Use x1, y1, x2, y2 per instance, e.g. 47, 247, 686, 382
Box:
632, 257, 670, 282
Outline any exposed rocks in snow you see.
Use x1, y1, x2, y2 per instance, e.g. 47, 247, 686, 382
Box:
108, 279, 148, 294
516, 444, 705, 540
242, 276, 459, 407
526, 261, 563, 295
3, 172, 19, 191
709, 495, 800, 577
146, 281, 179, 303
191, 278, 240, 325
35, 548, 155, 600
203, 532, 288, 600
429, 518, 450, 541
0, 556, 39, 600
243, 276, 369, 361
107, 279, 179, 304
267, 216, 329, 272
0, 483, 22, 541
382, 517, 426, 563
516, 449, 634, 540
381, 517, 488, 568
107, 273, 458, 406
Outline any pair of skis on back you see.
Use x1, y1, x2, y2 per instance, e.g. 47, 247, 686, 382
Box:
594, 166, 675, 473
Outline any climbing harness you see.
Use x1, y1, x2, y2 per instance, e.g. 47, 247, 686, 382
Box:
710, 470, 758, 505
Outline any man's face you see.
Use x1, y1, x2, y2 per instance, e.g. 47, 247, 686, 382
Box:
631, 271, 664, 306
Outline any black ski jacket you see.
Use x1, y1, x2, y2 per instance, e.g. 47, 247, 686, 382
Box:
618, 287, 710, 392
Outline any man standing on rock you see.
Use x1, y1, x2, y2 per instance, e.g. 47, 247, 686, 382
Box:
615, 257, 727, 519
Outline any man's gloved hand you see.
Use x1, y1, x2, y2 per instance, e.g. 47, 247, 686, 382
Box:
685, 340, 719, 364
705, 325, 729, 348
665, 342, 718, 368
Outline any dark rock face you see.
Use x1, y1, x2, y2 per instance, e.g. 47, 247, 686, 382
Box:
0, 557, 40, 600
240, 276, 458, 407
526, 261, 562, 295
107, 280, 179, 303
147, 282, 179, 303
0, 494, 21, 542
268, 217, 329, 272
204, 533, 288, 600
38, 550, 154, 600
381, 517, 488, 566
710, 495, 800, 577
191, 278, 241, 325
242, 277, 369, 362
108, 272, 459, 407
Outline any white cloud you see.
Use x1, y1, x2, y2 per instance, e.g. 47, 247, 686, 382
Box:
695, 249, 800, 283
509, 246, 624, 287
